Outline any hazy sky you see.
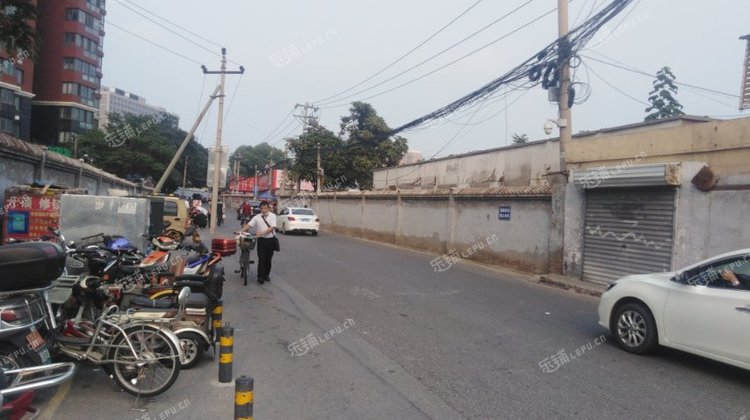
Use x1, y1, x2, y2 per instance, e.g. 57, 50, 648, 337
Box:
102, 0, 749, 161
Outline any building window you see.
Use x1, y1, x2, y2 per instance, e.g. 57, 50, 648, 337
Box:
62, 82, 76, 94
63, 57, 99, 84
14, 68, 22, 84
0, 117, 18, 137
63, 33, 99, 60
0, 89, 14, 105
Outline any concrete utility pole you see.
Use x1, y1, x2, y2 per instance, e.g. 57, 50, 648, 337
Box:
281, 140, 289, 196
253, 164, 258, 199
182, 155, 188, 189
203, 48, 244, 234
316, 142, 321, 193
154, 84, 221, 194
294, 103, 320, 132
740, 35, 750, 111
557, 0, 571, 174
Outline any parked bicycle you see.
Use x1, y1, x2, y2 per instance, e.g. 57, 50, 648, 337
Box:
0, 242, 185, 397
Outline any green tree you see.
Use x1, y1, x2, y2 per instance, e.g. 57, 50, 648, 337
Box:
0, 1, 39, 57
76, 114, 209, 192
338, 102, 408, 189
287, 125, 346, 191
229, 142, 284, 177
511, 133, 528, 144
644, 66, 684, 121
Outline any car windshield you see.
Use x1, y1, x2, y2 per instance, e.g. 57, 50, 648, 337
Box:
292, 209, 315, 216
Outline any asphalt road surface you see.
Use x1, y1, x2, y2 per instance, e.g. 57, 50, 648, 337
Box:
35, 223, 750, 420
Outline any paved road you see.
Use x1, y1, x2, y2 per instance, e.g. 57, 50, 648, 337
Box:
36, 223, 750, 419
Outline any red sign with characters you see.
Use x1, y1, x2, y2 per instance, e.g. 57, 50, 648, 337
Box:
2, 191, 61, 243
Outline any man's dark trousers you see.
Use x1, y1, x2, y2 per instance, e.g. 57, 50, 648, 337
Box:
256, 237, 275, 282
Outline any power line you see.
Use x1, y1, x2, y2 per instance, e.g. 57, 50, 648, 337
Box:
223, 73, 244, 124
116, 0, 243, 66
584, 61, 648, 106
320, 3, 558, 109
317, 0, 539, 107
314, 0, 486, 104
260, 109, 296, 144
106, 20, 204, 65
270, 120, 302, 146
580, 52, 740, 98
121, 0, 224, 49
383, 0, 634, 136
113, 0, 220, 58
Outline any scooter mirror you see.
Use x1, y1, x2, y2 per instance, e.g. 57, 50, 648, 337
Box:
177, 287, 191, 307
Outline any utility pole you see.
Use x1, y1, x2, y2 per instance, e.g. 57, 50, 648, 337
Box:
253, 164, 258, 199
154, 85, 221, 194
182, 155, 188, 189
557, 0, 571, 174
294, 103, 320, 132
316, 142, 321, 193
281, 141, 288, 196
203, 48, 244, 234
740, 34, 750, 111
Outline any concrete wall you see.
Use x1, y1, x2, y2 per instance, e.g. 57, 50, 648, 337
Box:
566, 117, 750, 178
673, 162, 750, 270
373, 140, 560, 189
312, 190, 553, 273
0, 134, 149, 196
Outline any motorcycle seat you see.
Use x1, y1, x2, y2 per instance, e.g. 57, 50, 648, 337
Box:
129, 292, 210, 309
130, 295, 173, 309
117, 264, 165, 275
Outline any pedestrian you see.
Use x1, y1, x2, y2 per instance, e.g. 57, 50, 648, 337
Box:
243, 200, 277, 284
217, 200, 224, 226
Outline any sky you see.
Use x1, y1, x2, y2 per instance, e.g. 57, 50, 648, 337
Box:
101, 0, 750, 162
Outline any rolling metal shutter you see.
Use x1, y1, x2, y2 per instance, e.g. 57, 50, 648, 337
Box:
582, 188, 676, 284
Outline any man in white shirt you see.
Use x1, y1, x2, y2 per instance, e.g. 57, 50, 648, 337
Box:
241, 201, 277, 284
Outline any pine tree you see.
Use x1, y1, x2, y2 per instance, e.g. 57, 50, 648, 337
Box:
644, 66, 684, 121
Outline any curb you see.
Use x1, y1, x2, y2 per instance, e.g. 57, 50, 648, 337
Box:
527, 275, 604, 298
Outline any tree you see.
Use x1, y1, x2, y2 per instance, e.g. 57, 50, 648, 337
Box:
644, 66, 684, 121
338, 102, 408, 189
287, 125, 346, 191
0, 1, 39, 57
229, 143, 284, 177
76, 114, 209, 192
511, 133, 528, 144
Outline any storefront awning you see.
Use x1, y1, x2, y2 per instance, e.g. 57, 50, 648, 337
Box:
573, 163, 680, 189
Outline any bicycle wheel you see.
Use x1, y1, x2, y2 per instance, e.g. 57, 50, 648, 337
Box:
240, 249, 249, 286
108, 324, 181, 397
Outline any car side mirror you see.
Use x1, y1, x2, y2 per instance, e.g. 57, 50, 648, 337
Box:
672, 272, 687, 284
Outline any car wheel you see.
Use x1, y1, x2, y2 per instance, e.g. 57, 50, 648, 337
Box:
312, 230, 318, 236
613, 302, 658, 354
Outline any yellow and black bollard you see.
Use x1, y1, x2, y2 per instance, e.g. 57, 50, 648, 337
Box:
234, 376, 254, 420
219, 323, 234, 383
212, 301, 224, 342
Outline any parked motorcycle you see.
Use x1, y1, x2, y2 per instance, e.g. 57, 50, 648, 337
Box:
0, 242, 185, 397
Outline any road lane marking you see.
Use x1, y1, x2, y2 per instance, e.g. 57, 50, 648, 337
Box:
38, 379, 71, 420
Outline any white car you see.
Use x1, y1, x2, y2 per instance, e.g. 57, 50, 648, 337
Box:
598, 249, 750, 371
276, 207, 320, 236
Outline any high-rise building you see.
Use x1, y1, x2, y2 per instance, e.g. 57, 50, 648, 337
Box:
0, 2, 37, 141
99, 86, 173, 129
31, 0, 106, 147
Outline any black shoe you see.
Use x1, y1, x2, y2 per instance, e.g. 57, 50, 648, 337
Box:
257, 278, 264, 284
265, 276, 271, 282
